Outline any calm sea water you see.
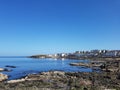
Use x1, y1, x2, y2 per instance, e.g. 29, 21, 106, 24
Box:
0, 57, 91, 80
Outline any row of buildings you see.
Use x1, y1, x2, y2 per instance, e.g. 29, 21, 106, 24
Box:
31, 50, 120, 59
53, 50, 120, 59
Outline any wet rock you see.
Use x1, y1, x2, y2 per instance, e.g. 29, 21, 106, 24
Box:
70, 62, 103, 68
0, 73, 8, 81
5, 65, 16, 68
4, 68, 12, 72
70, 63, 89, 67
0, 68, 12, 72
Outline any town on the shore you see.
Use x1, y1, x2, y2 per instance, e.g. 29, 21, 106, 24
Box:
30, 49, 120, 59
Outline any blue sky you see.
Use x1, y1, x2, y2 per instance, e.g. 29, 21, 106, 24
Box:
0, 0, 120, 56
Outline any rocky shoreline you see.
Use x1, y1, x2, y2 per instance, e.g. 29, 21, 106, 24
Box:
0, 60, 120, 90
0, 70, 119, 90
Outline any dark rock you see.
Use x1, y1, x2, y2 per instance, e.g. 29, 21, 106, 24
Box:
4, 68, 12, 72
5, 65, 16, 68
117, 72, 120, 79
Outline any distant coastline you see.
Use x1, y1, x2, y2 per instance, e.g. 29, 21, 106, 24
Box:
0, 50, 120, 90
0, 56, 27, 58
29, 49, 120, 61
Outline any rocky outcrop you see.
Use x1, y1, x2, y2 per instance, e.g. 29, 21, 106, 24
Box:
25, 71, 65, 81
0, 68, 4, 72
7, 78, 25, 83
2, 70, 120, 90
70, 63, 89, 67
0, 68, 12, 72
5, 65, 16, 68
7, 71, 65, 84
0, 73, 8, 81
70, 62, 103, 67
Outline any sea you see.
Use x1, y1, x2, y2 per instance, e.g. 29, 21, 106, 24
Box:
0, 57, 92, 80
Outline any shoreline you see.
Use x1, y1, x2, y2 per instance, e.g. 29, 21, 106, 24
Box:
30, 55, 120, 61
0, 70, 119, 90
0, 57, 120, 90
0, 58, 119, 90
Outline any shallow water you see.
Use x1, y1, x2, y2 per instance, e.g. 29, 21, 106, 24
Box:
0, 57, 91, 80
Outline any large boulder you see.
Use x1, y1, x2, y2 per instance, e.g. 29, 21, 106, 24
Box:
0, 73, 8, 81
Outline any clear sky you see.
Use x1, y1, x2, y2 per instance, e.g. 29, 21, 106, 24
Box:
0, 0, 120, 56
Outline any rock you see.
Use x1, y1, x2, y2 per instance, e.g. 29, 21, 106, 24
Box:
117, 72, 120, 79
0, 68, 4, 72
0, 68, 12, 72
70, 62, 99, 67
25, 71, 65, 81
4, 68, 12, 72
5, 65, 16, 68
7, 78, 25, 83
80, 80, 92, 85
70, 63, 89, 67
0, 73, 8, 81
41, 71, 65, 76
